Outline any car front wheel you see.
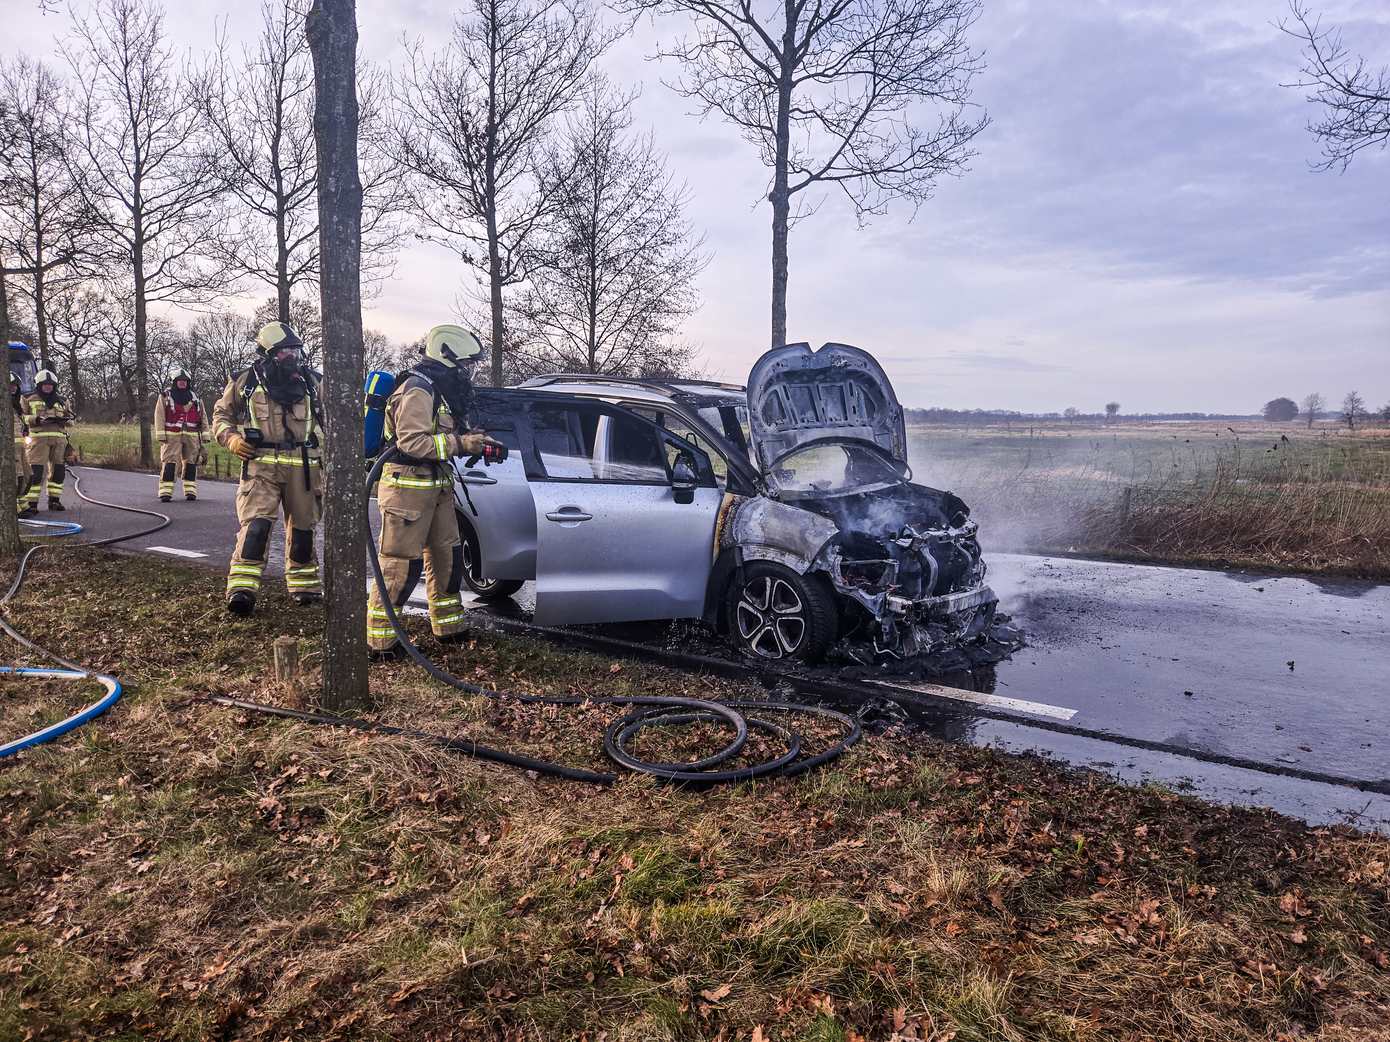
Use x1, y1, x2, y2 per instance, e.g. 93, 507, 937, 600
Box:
727, 561, 837, 663
457, 511, 524, 602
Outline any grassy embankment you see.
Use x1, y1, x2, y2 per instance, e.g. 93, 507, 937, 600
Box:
2, 550, 1388, 1040
68, 423, 242, 481
911, 420, 1390, 579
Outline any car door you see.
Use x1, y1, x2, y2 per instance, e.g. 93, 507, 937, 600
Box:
453, 389, 537, 581
523, 397, 721, 626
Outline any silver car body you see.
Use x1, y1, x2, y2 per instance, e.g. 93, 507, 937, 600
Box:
457, 349, 996, 658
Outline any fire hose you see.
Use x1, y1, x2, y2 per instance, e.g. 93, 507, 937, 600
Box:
0, 470, 170, 757
214, 447, 861, 786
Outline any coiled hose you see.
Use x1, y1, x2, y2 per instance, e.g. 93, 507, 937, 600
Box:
0, 469, 171, 758
216, 447, 860, 786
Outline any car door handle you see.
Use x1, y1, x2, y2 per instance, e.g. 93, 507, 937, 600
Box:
457, 469, 498, 485
545, 508, 593, 523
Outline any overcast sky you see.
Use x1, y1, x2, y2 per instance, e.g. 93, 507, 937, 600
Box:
5, 0, 1388, 413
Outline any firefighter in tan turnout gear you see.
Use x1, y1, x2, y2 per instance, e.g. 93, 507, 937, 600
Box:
212, 322, 324, 616
21, 369, 73, 513
153, 370, 208, 501
366, 325, 506, 657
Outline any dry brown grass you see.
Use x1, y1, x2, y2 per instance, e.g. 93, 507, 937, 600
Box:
1, 550, 1387, 1041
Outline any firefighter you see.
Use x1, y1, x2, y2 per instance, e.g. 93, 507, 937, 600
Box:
153, 369, 208, 501
212, 322, 323, 616
21, 369, 72, 512
366, 325, 505, 657
11, 372, 30, 514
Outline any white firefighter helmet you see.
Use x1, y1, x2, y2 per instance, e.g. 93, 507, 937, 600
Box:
170, 369, 192, 385
424, 325, 482, 369
35, 368, 59, 388
255, 321, 304, 355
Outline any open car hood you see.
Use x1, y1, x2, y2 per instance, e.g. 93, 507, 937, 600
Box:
747, 342, 907, 473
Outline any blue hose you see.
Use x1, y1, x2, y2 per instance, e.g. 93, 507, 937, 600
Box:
18, 518, 84, 537
0, 468, 168, 757
0, 666, 122, 757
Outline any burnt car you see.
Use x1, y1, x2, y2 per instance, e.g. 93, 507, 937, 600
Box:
453, 343, 996, 663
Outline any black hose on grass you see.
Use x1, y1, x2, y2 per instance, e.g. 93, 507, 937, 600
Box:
217, 447, 861, 786
0, 469, 171, 756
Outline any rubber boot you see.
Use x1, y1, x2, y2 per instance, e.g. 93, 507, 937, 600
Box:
17, 506, 36, 519
369, 644, 403, 662
160, 493, 172, 503
292, 591, 322, 607
47, 499, 65, 512
185, 492, 197, 501
227, 590, 256, 617
436, 629, 473, 645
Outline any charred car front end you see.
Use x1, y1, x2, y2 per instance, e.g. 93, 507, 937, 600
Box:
720, 342, 996, 661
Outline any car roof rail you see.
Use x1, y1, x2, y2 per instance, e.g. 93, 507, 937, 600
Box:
518, 373, 746, 395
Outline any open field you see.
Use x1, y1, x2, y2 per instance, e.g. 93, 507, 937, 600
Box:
67, 423, 242, 481
910, 420, 1390, 579
2, 550, 1388, 1040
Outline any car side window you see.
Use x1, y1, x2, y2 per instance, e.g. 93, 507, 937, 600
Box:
627, 405, 729, 484
530, 402, 670, 484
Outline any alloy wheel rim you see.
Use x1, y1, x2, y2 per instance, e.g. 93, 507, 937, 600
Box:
462, 538, 498, 592
735, 576, 807, 659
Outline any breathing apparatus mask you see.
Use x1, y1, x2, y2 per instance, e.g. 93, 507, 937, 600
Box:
418, 324, 482, 422
254, 322, 308, 404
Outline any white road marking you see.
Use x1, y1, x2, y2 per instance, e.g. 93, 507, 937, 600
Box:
867, 679, 1078, 720
146, 546, 208, 559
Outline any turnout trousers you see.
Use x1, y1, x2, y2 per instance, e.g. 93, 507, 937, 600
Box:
24, 436, 66, 508
366, 469, 466, 651
226, 459, 323, 604
157, 435, 201, 499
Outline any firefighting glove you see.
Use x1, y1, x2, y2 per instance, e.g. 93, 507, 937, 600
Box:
227, 433, 258, 461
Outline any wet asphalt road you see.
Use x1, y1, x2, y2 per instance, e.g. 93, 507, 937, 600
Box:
54, 466, 1390, 830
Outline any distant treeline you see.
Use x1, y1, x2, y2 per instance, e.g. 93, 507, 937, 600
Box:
904, 408, 1260, 424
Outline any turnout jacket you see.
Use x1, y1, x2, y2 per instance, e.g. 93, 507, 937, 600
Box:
382, 374, 476, 489
21, 393, 72, 439
211, 367, 321, 471
154, 391, 208, 441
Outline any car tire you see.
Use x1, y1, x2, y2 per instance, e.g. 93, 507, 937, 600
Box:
457, 510, 524, 602
727, 561, 837, 664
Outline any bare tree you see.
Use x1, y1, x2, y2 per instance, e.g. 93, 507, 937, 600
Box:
1281, 2, 1390, 170
187, 309, 254, 390
65, 0, 231, 466
1301, 391, 1323, 428
195, 0, 404, 323
513, 78, 707, 378
1341, 390, 1365, 430
393, 0, 614, 386
1062, 406, 1079, 423
0, 57, 103, 371
625, 0, 987, 348
307, 0, 368, 710
46, 283, 111, 415
1105, 401, 1120, 422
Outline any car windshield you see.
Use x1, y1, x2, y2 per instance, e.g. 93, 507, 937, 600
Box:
768, 442, 905, 497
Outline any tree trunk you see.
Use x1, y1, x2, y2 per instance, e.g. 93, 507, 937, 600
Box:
132, 195, 153, 466
484, 7, 505, 388
307, 0, 369, 711
768, 6, 796, 351
0, 271, 21, 558
29, 147, 51, 371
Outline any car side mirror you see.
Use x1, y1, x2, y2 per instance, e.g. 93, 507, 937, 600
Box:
671, 455, 698, 504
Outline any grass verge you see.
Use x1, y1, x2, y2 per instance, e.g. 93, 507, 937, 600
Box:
1, 550, 1387, 1040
